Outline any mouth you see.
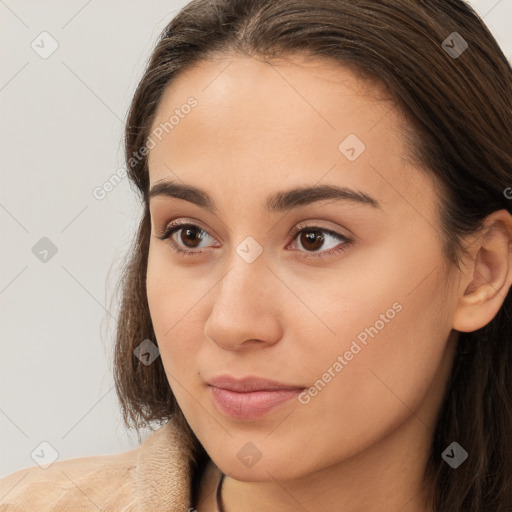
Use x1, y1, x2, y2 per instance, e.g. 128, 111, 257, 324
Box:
207, 375, 305, 420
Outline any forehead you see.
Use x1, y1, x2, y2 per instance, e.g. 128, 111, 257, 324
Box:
149, 54, 394, 153
147, 53, 436, 218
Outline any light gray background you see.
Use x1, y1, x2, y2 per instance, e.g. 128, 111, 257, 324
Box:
1, 0, 511, 479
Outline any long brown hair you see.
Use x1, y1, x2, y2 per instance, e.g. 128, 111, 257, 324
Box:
113, 1, 512, 509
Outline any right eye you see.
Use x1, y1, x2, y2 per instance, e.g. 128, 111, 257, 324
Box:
157, 221, 220, 256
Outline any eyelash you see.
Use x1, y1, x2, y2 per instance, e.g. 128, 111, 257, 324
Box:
156, 220, 352, 260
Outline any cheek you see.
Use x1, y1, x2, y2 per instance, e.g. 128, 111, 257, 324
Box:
292, 236, 453, 430
146, 242, 201, 326
293, 294, 452, 473
146, 245, 209, 381
146, 247, 180, 337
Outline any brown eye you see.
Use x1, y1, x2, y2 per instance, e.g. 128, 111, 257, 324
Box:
299, 230, 325, 252
157, 222, 219, 256
179, 226, 204, 248
289, 225, 352, 259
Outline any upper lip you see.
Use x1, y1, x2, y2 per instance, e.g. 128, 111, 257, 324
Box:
207, 375, 305, 392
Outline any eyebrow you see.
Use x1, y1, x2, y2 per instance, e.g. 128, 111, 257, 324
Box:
148, 179, 380, 213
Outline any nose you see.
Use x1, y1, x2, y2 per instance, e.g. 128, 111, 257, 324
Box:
203, 250, 283, 351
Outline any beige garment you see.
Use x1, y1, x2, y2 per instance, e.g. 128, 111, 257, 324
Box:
0, 419, 201, 511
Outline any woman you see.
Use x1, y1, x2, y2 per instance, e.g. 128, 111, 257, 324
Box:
1, 0, 511, 510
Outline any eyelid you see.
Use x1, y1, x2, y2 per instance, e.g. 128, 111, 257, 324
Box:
156, 218, 220, 242
289, 220, 352, 240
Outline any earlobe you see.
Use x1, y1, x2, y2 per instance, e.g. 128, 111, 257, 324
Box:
452, 210, 512, 333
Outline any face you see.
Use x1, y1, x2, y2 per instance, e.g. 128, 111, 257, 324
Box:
146, 54, 459, 482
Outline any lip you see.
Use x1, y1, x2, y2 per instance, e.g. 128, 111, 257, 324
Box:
207, 375, 304, 392
207, 375, 305, 420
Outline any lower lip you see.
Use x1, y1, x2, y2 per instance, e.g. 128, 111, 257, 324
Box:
209, 386, 303, 420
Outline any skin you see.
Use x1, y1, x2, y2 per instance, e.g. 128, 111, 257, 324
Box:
146, 53, 512, 512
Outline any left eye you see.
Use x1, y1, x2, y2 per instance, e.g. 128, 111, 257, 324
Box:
156, 223, 351, 258
288, 227, 350, 256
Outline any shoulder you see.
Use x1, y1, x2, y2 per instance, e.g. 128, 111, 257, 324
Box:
0, 419, 200, 512
0, 447, 139, 512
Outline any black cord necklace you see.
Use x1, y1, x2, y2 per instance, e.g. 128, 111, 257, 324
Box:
216, 471, 226, 512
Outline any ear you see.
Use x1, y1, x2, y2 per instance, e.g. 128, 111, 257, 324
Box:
452, 209, 512, 333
